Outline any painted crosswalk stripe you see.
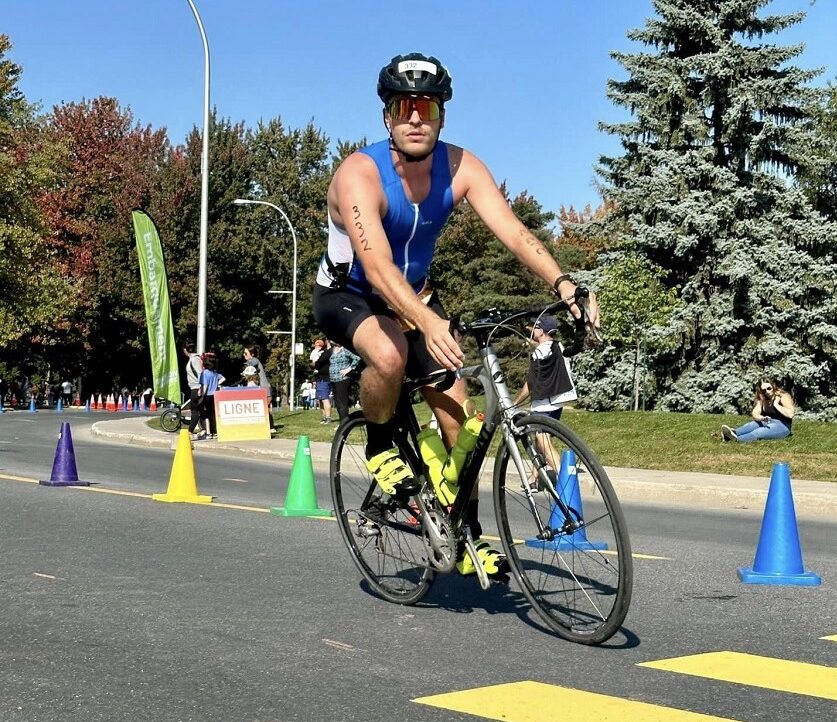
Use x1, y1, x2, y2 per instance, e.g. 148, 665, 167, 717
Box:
413, 681, 741, 721
639, 651, 837, 700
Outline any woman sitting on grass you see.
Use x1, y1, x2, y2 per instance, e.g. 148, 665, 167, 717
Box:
722, 376, 794, 443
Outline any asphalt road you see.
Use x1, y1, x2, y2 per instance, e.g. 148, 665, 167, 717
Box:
1, 412, 835, 722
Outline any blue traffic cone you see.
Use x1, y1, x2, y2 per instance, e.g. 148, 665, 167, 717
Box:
0, 396, 4, 413
40, 422, 91, 486
133, 400, 139, 411
28, 397, 37, 413
738, 462, 821, 585
84, 399, 90, 412
56, 397, 63, 413
526, 449, 608, 551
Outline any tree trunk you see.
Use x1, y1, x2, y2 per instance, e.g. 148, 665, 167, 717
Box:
633, 339, 642, 412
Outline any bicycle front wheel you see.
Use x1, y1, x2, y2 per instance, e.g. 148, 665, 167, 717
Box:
159, 408, 182, 433
494, 415, 632, 644
330, 412, 434, 605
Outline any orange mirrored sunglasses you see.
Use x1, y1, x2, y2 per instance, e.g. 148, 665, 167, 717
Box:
386, 96, 442, 122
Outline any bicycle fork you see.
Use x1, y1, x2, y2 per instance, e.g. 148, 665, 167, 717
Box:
501, 422, 580, 542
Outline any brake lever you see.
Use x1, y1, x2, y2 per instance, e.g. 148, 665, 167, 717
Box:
563, 287, 603, 358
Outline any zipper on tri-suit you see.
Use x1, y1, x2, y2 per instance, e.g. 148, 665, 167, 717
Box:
403, 203, 419, 278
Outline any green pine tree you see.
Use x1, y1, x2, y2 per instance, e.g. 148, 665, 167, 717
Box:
594, 0, 837, 418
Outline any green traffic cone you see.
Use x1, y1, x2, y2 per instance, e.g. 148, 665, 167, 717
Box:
271, 436, 332, 517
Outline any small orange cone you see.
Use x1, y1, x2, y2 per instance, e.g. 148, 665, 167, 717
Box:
152, 430, 212, 504
149, 396, 157, 412
97, 394, 104, 410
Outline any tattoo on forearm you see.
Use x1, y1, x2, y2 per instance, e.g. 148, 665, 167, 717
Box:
521, 229, 544, 255
353, 205, 371, 251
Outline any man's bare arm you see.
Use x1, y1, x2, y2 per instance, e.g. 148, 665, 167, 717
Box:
459, 151, 598, 325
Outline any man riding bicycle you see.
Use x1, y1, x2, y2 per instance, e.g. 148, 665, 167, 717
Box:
312, 52, 599, 578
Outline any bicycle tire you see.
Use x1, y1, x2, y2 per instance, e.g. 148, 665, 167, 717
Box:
493, 414, 632, 644
330, 412, 434, 605
159, 408, 182, 433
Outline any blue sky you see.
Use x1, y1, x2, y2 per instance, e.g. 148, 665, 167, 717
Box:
4, 0, 835, 217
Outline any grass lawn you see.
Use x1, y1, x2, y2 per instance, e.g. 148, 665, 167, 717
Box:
148, 405, 837, 482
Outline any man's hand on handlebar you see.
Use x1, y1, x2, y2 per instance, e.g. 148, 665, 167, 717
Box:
553, 275, 601, 330
420, 314, 464, 371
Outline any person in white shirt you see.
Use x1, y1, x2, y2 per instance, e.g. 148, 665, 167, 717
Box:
513, 315, 577, 491
61, 379, 72, 406
514, 315, 577, 420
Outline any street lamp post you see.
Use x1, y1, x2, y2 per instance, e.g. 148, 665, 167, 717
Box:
185, 0, 211, 354
232, 199, 299, 412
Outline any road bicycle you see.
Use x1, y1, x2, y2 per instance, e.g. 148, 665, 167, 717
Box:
330, 290, 633, 644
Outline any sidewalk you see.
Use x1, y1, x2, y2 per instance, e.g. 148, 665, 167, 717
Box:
88, 416, 837, 519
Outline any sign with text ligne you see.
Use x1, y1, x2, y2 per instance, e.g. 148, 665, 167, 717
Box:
215, 387, 270, 441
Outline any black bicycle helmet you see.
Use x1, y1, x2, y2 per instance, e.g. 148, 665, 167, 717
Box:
377, 53, 453, 103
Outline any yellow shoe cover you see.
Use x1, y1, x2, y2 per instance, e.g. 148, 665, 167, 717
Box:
365, 448, 420, 495
456, 539, 507, 576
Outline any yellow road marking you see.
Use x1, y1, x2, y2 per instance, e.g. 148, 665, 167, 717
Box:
414, 681, 741, 721
822, 634, 837, 642
0, 472, 273, 513
70, 486, 151, 499
639, 651, 837, 700
481, 533, 670, 560
0, 473, 38, 483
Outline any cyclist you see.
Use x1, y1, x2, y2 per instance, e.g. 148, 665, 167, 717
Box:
313, 51, 599, 577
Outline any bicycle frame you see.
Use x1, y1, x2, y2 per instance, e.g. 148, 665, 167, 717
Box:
391, 315, 566, 544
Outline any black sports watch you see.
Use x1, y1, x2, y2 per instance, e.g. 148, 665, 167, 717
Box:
552, 274, 576, 297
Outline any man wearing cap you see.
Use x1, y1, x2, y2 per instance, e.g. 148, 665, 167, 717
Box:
513, 315, 577, 491
515, 315, 577, 420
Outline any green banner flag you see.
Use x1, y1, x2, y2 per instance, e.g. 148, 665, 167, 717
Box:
132, 210, 181, 404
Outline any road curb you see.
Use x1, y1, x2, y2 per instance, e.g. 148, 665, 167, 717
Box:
87, 418, 837, 519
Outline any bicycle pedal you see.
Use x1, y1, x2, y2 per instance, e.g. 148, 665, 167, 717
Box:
489, 573, 510, 585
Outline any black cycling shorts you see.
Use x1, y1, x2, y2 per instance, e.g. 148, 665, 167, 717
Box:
312, 283, 446, 380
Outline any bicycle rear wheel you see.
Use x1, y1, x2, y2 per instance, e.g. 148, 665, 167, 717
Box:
159, 408, 182, 433
494, 415, 632, 644
330, 412, 434, 605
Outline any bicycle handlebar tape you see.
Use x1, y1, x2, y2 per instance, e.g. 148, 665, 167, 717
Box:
418, 426, 457, 506
152, 429, 212, 504
738, 462, 821, 586
526, 449, 608, 551
271, 436, 333, 517
441, 405, 484, 484
40, 422, 91, 487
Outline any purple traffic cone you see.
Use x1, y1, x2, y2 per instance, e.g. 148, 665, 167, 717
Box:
40, 422, 91, 486
525, 449, 608, 551
738, 462, 821, 585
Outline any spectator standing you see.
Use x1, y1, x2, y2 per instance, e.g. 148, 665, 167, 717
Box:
143, 384, 153, 409
197, 352, 224, 440
299, 379, 313, 410
243, 343, 275, 431
329, 342, 361, 421
182, 340, 204, 436
61, 379, 72, 406
512, 315, 578, 491
312, 340, 333, 424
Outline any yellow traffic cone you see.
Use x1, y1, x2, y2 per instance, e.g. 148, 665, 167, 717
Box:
152, 429, 213, 504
